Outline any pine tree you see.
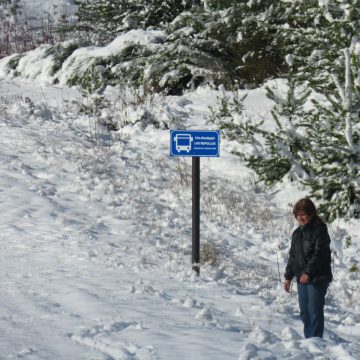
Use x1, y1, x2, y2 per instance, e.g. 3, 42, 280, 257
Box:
134, 0, 190, 29
74, 0, 133, 44
204, 0, 287, 87
74, 0, 190, 45
277, 0, 360, 220
155, 9, 227, 93
246, 62, 311, 186
281, 0, 360, 87
303, 46, 360, 221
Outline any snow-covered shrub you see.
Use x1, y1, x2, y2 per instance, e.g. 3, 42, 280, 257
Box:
157, 2, 288, 91
52, 23, 222, 95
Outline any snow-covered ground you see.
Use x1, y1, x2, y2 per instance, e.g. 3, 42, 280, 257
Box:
0, 74, 359, 359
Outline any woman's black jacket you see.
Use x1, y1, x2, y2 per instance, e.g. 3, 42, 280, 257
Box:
285, 217, 333, 283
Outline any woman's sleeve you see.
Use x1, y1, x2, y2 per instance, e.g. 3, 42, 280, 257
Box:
284, 235, 295, 280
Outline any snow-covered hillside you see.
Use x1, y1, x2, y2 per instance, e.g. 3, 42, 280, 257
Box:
0, 60, 360, 358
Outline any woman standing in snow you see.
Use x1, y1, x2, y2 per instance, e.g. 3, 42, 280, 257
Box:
284, 198, 333, 339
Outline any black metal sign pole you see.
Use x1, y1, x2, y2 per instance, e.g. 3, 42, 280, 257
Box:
192, 156, 200, 275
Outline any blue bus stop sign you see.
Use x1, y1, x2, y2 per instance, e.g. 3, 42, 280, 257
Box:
170, 130, 220, 157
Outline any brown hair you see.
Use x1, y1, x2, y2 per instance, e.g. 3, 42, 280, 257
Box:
293, 198, 318, 219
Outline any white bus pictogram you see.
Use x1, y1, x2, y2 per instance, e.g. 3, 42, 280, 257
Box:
175, 133, 193, 153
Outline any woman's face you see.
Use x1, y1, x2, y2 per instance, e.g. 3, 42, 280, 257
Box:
296, 212, 311, 226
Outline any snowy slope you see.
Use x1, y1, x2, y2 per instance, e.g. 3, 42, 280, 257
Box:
0, 75, 359, 358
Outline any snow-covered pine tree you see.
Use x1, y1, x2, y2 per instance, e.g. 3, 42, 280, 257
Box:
278, 0, 360, 220
303, 46, 360, 221
205, 0, 287, 87
134, 0, 190, 29
74, 0, 134, 44
246, 60, 311, 186
281, 0, 360, 87
74, 0, 190, 45
146, 8, 226, 94
69, 0, 289, 93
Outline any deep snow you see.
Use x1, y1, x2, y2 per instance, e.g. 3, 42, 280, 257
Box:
1, 3, 359, 357
0, 76, 359, 359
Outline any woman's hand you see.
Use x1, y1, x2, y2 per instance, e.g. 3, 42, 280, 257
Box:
299, 273, 310, 284
284, 279, 291, 293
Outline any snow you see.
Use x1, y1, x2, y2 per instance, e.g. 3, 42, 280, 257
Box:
76, 30, 164, 58
0, 31, 166, 87
285, 54, 294, 67
0, 49, 360, 358
14, 45, 57, 82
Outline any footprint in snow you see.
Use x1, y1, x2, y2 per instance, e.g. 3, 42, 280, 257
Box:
281, 327, 302, 341
235, 307, 244, 317
71, 320, 154, 360
299, 337, 326, 357
130, 279, 169, 299
238, 343, 276, 360
249, 326, 280, 345
195, 308, 213, 321
327, 344, 358, 360
182, 296, 197, 308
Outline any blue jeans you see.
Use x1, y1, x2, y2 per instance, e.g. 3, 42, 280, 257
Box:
297, 281, 329, 338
